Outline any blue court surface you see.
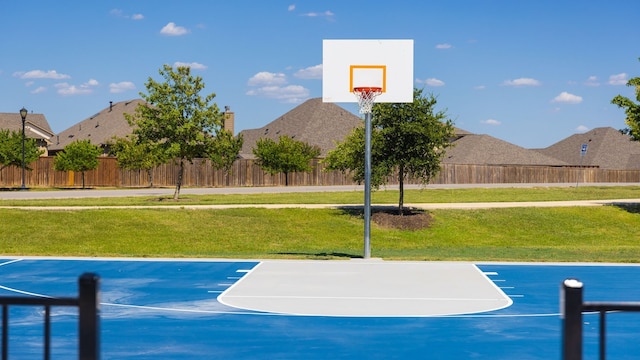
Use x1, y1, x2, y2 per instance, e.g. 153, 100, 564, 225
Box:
1, 257, 640, 359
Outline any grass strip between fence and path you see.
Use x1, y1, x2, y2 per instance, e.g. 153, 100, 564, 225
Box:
1, 185, 640, 262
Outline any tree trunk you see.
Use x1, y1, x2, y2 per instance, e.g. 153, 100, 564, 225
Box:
284, 172, 289, 186
173, 159, 184, 200
147, 168, 154, 188
398, 166, 405, 216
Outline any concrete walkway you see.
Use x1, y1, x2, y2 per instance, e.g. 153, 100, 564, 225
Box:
0, 182, 637, 200
1, 199, 639, 211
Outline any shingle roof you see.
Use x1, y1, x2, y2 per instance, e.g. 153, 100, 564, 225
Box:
49, 99, 144, 151
0, 112, 54, 141
444, 133, 568, 166
535, 127, 640, 169
238, 98, 363, 159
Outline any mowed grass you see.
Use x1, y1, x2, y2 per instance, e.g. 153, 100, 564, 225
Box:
3, 185, 640, 207
1, 186, 640, 262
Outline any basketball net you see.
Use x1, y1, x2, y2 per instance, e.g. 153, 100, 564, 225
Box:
353, 87, 382, 114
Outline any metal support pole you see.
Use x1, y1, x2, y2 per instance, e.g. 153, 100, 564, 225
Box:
21, 117, 26, 190
78, 273, 100, 360
562, 278, 584, 360
363, 111, 372, 259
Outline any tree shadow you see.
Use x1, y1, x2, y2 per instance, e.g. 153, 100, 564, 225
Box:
273, 252, 362, 259
610, 202, 640, 214
337, 205, 403, 217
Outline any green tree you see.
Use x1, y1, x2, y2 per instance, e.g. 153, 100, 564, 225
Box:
323, 127, 390, 187
0, 129, 44, 173
612, 58, 640, 140
126, 65, 242, 199
207, 129, 243, 174
108, 135, 166, 187
253, 135, 321, 186
325, 88, 455, 214
53, 139, 102, 189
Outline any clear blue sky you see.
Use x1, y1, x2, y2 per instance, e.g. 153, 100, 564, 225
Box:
1, 1, 638, 148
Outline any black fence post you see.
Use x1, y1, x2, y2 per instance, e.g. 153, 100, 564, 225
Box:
2, 305, 7, 360
562, 278, 584, 360
78, 273, 100, 360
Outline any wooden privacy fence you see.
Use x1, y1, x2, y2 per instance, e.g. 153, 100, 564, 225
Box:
1, 157, 639, 188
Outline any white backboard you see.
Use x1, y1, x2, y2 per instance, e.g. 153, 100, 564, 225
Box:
323, 39, 414, 103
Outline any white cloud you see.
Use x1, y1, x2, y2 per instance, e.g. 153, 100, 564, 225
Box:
503, 78, 541, 86
552, 91, 583, 104
160, 22, 190, 36
248, 71, 287, 86
584, 76, 600, 87
110, 9, 144, 20
288, 4, 295, 11
109, 81, 136, 93
173, 62, 207, 70
31, 86, 47, 94
576, 125, 589, 132
608, 73, 628, 85
481, 119, 501, 126
14, 70, 70, 80
55, 79, 99, 96
416, 78, 445, 87
474, 85, 487, 90
294, 64, 322, 79
435, 43, 452, 49
246, 85, 310, 103
301, 10, 334, 17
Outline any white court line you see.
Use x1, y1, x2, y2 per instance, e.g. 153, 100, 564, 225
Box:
473, 264, 514, 315
99, 302, 562, 319
0, 285, 54, 298
0, 259, 23, 267
222, 295, 507, 302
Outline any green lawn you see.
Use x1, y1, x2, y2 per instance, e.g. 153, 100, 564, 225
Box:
1, 185, 639, 262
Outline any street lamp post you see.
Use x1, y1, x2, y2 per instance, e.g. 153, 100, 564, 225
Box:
19, 107, 28, 190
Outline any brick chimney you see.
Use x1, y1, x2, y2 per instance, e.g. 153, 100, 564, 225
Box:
223, 105, 234, 134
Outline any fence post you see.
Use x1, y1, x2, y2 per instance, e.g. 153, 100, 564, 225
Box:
78, 273, 100, 360
562, 278, 584, 360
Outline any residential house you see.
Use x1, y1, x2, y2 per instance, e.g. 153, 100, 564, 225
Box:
238, 97, 363, 159
535, 127, 640, 169
444, 132, 568, 166
49, 99, 237, 156
48, 99, 144, 155
0, 111, 55, 155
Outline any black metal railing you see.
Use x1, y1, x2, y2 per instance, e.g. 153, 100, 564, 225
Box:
561, 278, 640, 360
0, 273, 99, 360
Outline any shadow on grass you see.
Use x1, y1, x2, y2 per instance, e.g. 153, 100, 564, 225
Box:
337, 205, 428, 218
337, 205, 407, 216
274, 252, 362, 259
611, 202, 640, 214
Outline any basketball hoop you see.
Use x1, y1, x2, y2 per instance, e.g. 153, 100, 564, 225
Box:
353, 87, 382, 114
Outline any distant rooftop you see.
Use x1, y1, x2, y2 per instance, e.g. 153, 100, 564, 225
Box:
49, 99, 143, 151
238, 98, 363, 159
